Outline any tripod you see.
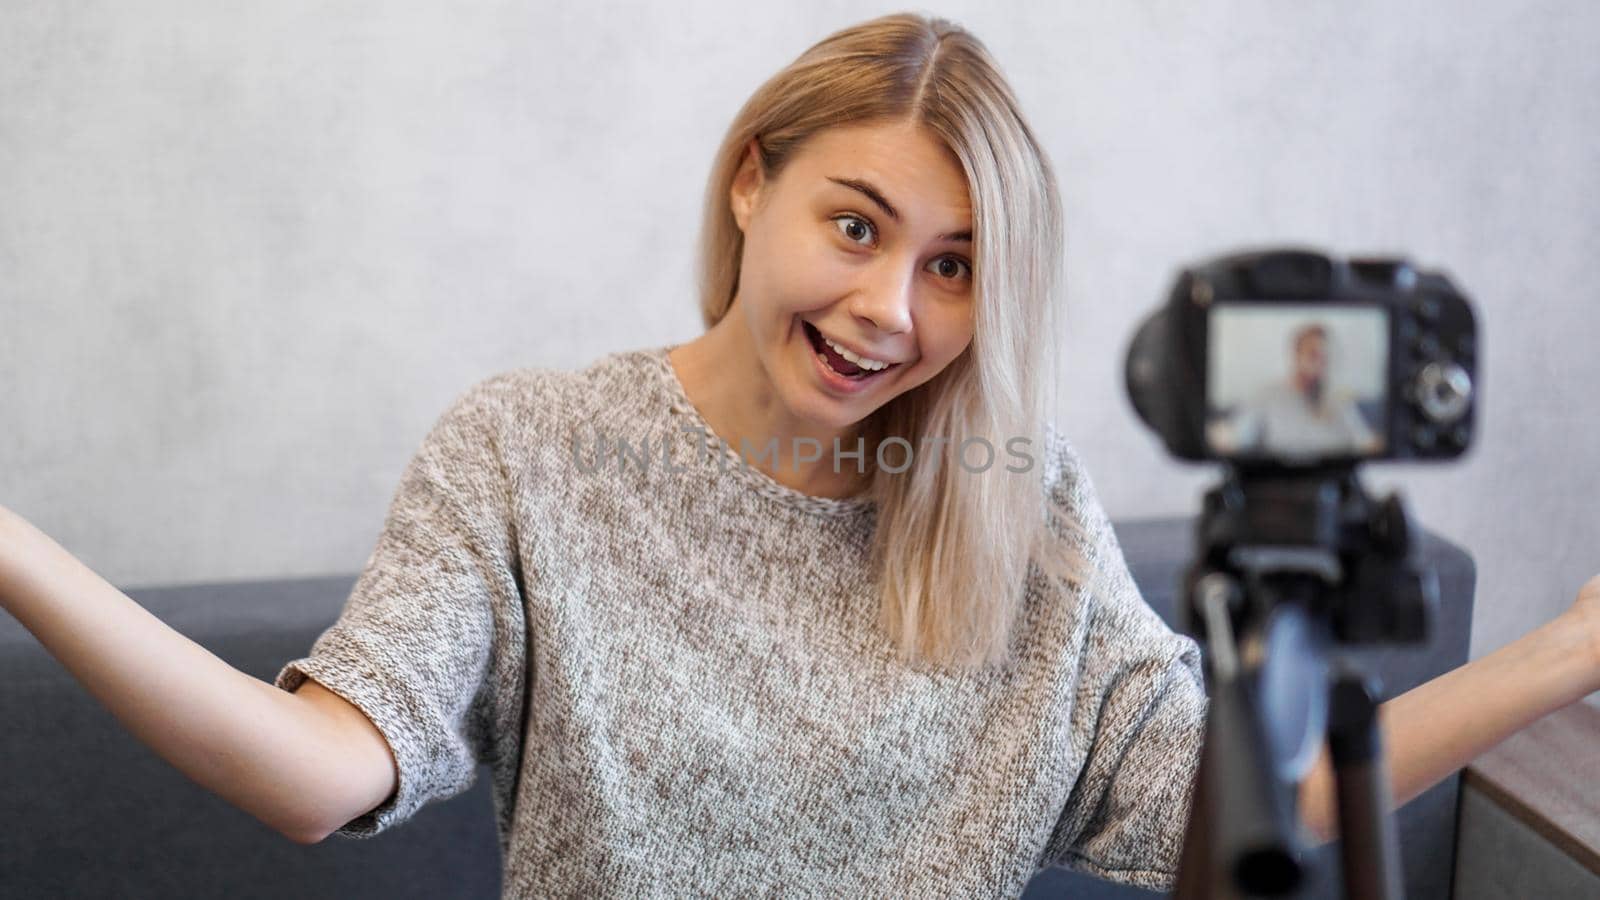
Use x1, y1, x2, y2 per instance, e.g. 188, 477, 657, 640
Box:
1173, 467, 1436, 899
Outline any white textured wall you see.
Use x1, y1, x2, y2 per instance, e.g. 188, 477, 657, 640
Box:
3, 3, 1596, 695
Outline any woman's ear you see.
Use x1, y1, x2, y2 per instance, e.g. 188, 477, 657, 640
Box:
729, 138, 766, 233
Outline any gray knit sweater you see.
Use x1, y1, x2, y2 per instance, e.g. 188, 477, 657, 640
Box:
273, 345, 1208, 898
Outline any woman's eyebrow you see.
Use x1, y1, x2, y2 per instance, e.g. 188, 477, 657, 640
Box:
825, 176, 972, 243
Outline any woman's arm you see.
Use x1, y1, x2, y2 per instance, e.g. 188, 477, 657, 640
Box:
0, 505, 395, 844
1297, 574, 1600, 844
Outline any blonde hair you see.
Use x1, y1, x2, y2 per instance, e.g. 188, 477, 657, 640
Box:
697, 13, 1090, 671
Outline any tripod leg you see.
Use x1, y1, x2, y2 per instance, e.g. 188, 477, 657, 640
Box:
1328, 670, 1405, 900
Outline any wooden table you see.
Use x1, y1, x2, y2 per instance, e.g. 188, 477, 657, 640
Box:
1455, 700, 1600, 897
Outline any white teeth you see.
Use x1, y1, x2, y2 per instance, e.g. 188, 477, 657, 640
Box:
821, 334, 891, 371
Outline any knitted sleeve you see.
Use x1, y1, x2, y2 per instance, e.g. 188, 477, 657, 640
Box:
1038, 434, 1209, 891
273, 375, 528, 839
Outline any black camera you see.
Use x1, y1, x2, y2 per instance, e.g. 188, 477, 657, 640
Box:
1125, 248, 1478, 466
1129, 248, 1481, 898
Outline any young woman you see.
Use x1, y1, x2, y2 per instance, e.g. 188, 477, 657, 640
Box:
3, 12, 1598, 898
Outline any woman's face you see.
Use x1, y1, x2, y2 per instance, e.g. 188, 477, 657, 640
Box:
728, 121, 976, 432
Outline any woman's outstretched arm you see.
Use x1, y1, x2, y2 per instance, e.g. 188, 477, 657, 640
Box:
1297, 574, 1600, 844
0, 504, 395, 844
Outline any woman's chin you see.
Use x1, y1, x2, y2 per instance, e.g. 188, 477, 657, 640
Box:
786, 386, 872, 431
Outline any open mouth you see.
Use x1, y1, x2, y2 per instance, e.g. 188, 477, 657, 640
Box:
802, 320, 899, 381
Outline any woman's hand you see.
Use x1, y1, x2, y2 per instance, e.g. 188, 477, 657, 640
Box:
0, 503, 56, 613
1568, 573, 1600, 677
0, 503, 29, 608
0, 502, 31, 547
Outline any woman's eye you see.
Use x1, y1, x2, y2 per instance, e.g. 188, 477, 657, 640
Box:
831, 214, 875, 246
928, 256, 973, 281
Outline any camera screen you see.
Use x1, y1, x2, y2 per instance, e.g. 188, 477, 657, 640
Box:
1205, 304, 1388, 461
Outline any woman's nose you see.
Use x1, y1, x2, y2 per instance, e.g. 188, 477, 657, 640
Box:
850, 263, 914, 335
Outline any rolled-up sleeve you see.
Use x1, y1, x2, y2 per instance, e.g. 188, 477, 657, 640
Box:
274, 376, 528, 839
1038, 431, 1209, 890
1050, 633, 1207, 889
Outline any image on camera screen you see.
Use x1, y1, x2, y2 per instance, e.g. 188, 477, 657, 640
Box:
1205, 304, 1388, 461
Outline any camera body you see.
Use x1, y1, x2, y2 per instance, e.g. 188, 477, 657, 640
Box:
1126, 247, 1478, 466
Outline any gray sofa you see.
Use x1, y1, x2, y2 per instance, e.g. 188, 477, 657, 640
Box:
0, 517, 1475, 899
